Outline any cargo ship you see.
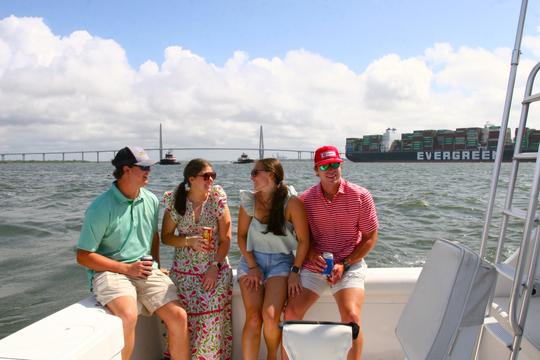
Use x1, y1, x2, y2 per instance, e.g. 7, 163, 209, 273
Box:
346, 126, 540, 162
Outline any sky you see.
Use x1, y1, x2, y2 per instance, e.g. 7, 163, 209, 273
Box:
1, 0, 540, 160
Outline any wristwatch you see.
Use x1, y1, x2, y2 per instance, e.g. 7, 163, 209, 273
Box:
211, 261, 222, 270
342, 259, 351, 272
290, 265, 300, 273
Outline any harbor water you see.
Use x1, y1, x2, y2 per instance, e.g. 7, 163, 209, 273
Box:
0, 160, 534, 339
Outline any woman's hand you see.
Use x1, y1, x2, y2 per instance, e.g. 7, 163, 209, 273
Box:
203, 265, 218, 291
241, 266, 263, 292
186, 235, 207, 252
288, 272, 302, 298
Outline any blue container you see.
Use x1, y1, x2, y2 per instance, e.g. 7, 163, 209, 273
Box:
321, 252, 334, 275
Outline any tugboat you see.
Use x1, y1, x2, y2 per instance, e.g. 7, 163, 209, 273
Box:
159, 151, 180, 165
233, 153, 255, 164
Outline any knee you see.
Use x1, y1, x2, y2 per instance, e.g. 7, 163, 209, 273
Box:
245, 311, 263, 330
163, 304, 188, 328
114, 307, 138, 329
262, 307, 280, 325
284, 304, 303, 321
341, 310, 361, 325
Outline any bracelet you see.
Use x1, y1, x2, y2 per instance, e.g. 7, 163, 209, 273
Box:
248, 265, 258, 270
185, 236, 189, 248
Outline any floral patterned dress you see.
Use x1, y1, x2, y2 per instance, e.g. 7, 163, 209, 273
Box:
163, 185, 233, 360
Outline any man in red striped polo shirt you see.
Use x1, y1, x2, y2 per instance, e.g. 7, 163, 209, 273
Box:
284, 145, 378, 360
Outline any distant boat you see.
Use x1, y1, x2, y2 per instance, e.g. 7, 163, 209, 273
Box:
159, 151, 180, 165
233, 153, 255, 164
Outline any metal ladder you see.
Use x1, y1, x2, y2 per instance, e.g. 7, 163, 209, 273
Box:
478, 2, 540, 359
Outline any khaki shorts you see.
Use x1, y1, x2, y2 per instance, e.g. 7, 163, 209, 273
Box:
92, 269, 178, 316
300, 259, 367, 296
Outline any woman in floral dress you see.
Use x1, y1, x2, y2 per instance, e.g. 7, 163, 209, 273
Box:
162, 158, 233, 360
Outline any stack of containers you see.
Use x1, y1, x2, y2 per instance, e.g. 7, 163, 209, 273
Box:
454, 128, 466, 150
487, 126, 501, 150
464, 127, 482, 149
412, 130, 424, 152
346, 138, 362, 153
390, 140, 402, 152
526, 129, 540, 152
402, 133, 413, 152
365, 135, 383, 152
422, 130, 436, 151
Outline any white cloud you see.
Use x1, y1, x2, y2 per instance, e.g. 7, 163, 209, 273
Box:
1, 15, 539, 159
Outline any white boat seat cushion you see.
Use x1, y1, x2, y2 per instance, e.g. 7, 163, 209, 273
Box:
396, 239, 496, 360
280, 321, 359, 360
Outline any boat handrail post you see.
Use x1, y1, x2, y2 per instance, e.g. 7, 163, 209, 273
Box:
479, 0, 529, 259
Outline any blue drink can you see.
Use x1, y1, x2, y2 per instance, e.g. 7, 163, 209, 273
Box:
322, 252, 334, 275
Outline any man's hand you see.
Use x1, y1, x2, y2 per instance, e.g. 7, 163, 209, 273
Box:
310, 251, 327, 273
126, 260, 153, 279
326, 263, 346, 285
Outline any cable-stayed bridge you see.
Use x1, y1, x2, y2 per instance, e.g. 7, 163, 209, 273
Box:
0, 126, 316, 162
0, 125, 347, 162
0, 147, 314, 162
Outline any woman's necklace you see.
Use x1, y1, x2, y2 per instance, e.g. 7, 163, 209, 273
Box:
189, 192, 208, 222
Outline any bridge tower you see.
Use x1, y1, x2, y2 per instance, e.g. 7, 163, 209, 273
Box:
259, 125, 264, 159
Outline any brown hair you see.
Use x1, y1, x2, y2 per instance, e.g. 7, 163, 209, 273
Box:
174, 158, 212, 216
257, 158, 288, 236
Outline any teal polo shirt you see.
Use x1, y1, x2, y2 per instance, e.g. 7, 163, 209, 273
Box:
77, 182, 160, 288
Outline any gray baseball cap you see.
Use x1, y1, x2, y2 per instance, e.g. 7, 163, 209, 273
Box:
111, 146, 157, 168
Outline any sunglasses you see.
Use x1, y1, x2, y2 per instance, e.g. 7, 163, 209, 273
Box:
196, 172, 217, 181
134, 165, 151, 171
251, 169, 271, 177
318, 162, 341, 171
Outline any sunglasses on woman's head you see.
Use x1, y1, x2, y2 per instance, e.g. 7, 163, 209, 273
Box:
250, 169, 270, 177
196, 172, 217, 181
318, 162, 341, 171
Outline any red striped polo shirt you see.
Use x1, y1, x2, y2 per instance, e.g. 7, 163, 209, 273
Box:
299, 179, 378, 272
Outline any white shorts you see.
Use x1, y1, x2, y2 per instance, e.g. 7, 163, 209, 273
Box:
300, 259, 367, 296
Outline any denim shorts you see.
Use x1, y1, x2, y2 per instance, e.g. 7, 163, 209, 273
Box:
237, 251, 294, 281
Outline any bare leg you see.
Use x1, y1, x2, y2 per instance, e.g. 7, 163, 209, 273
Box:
281, 288, 320, 360
334, 288, 365, 360
155, 301, 190, 360
239, 278, 264, 360
261, 277, 288, 360
105, 296, 138, 360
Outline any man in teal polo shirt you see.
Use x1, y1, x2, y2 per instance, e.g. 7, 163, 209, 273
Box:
76, 146, 189, 360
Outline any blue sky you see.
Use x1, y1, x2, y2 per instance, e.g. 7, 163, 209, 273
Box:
1, 0, 533, 72
1, 0, 540, 158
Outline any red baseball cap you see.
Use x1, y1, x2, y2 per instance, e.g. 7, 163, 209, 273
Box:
314, 145, 343, 167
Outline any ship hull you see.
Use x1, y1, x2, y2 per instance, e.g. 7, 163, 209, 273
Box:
159, 159, 181, 165
346, 149, 515, 162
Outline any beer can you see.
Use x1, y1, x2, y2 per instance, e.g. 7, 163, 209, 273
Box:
322, 252, 334, 275
201, 226, 213, 248
140, 255, 153, 262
